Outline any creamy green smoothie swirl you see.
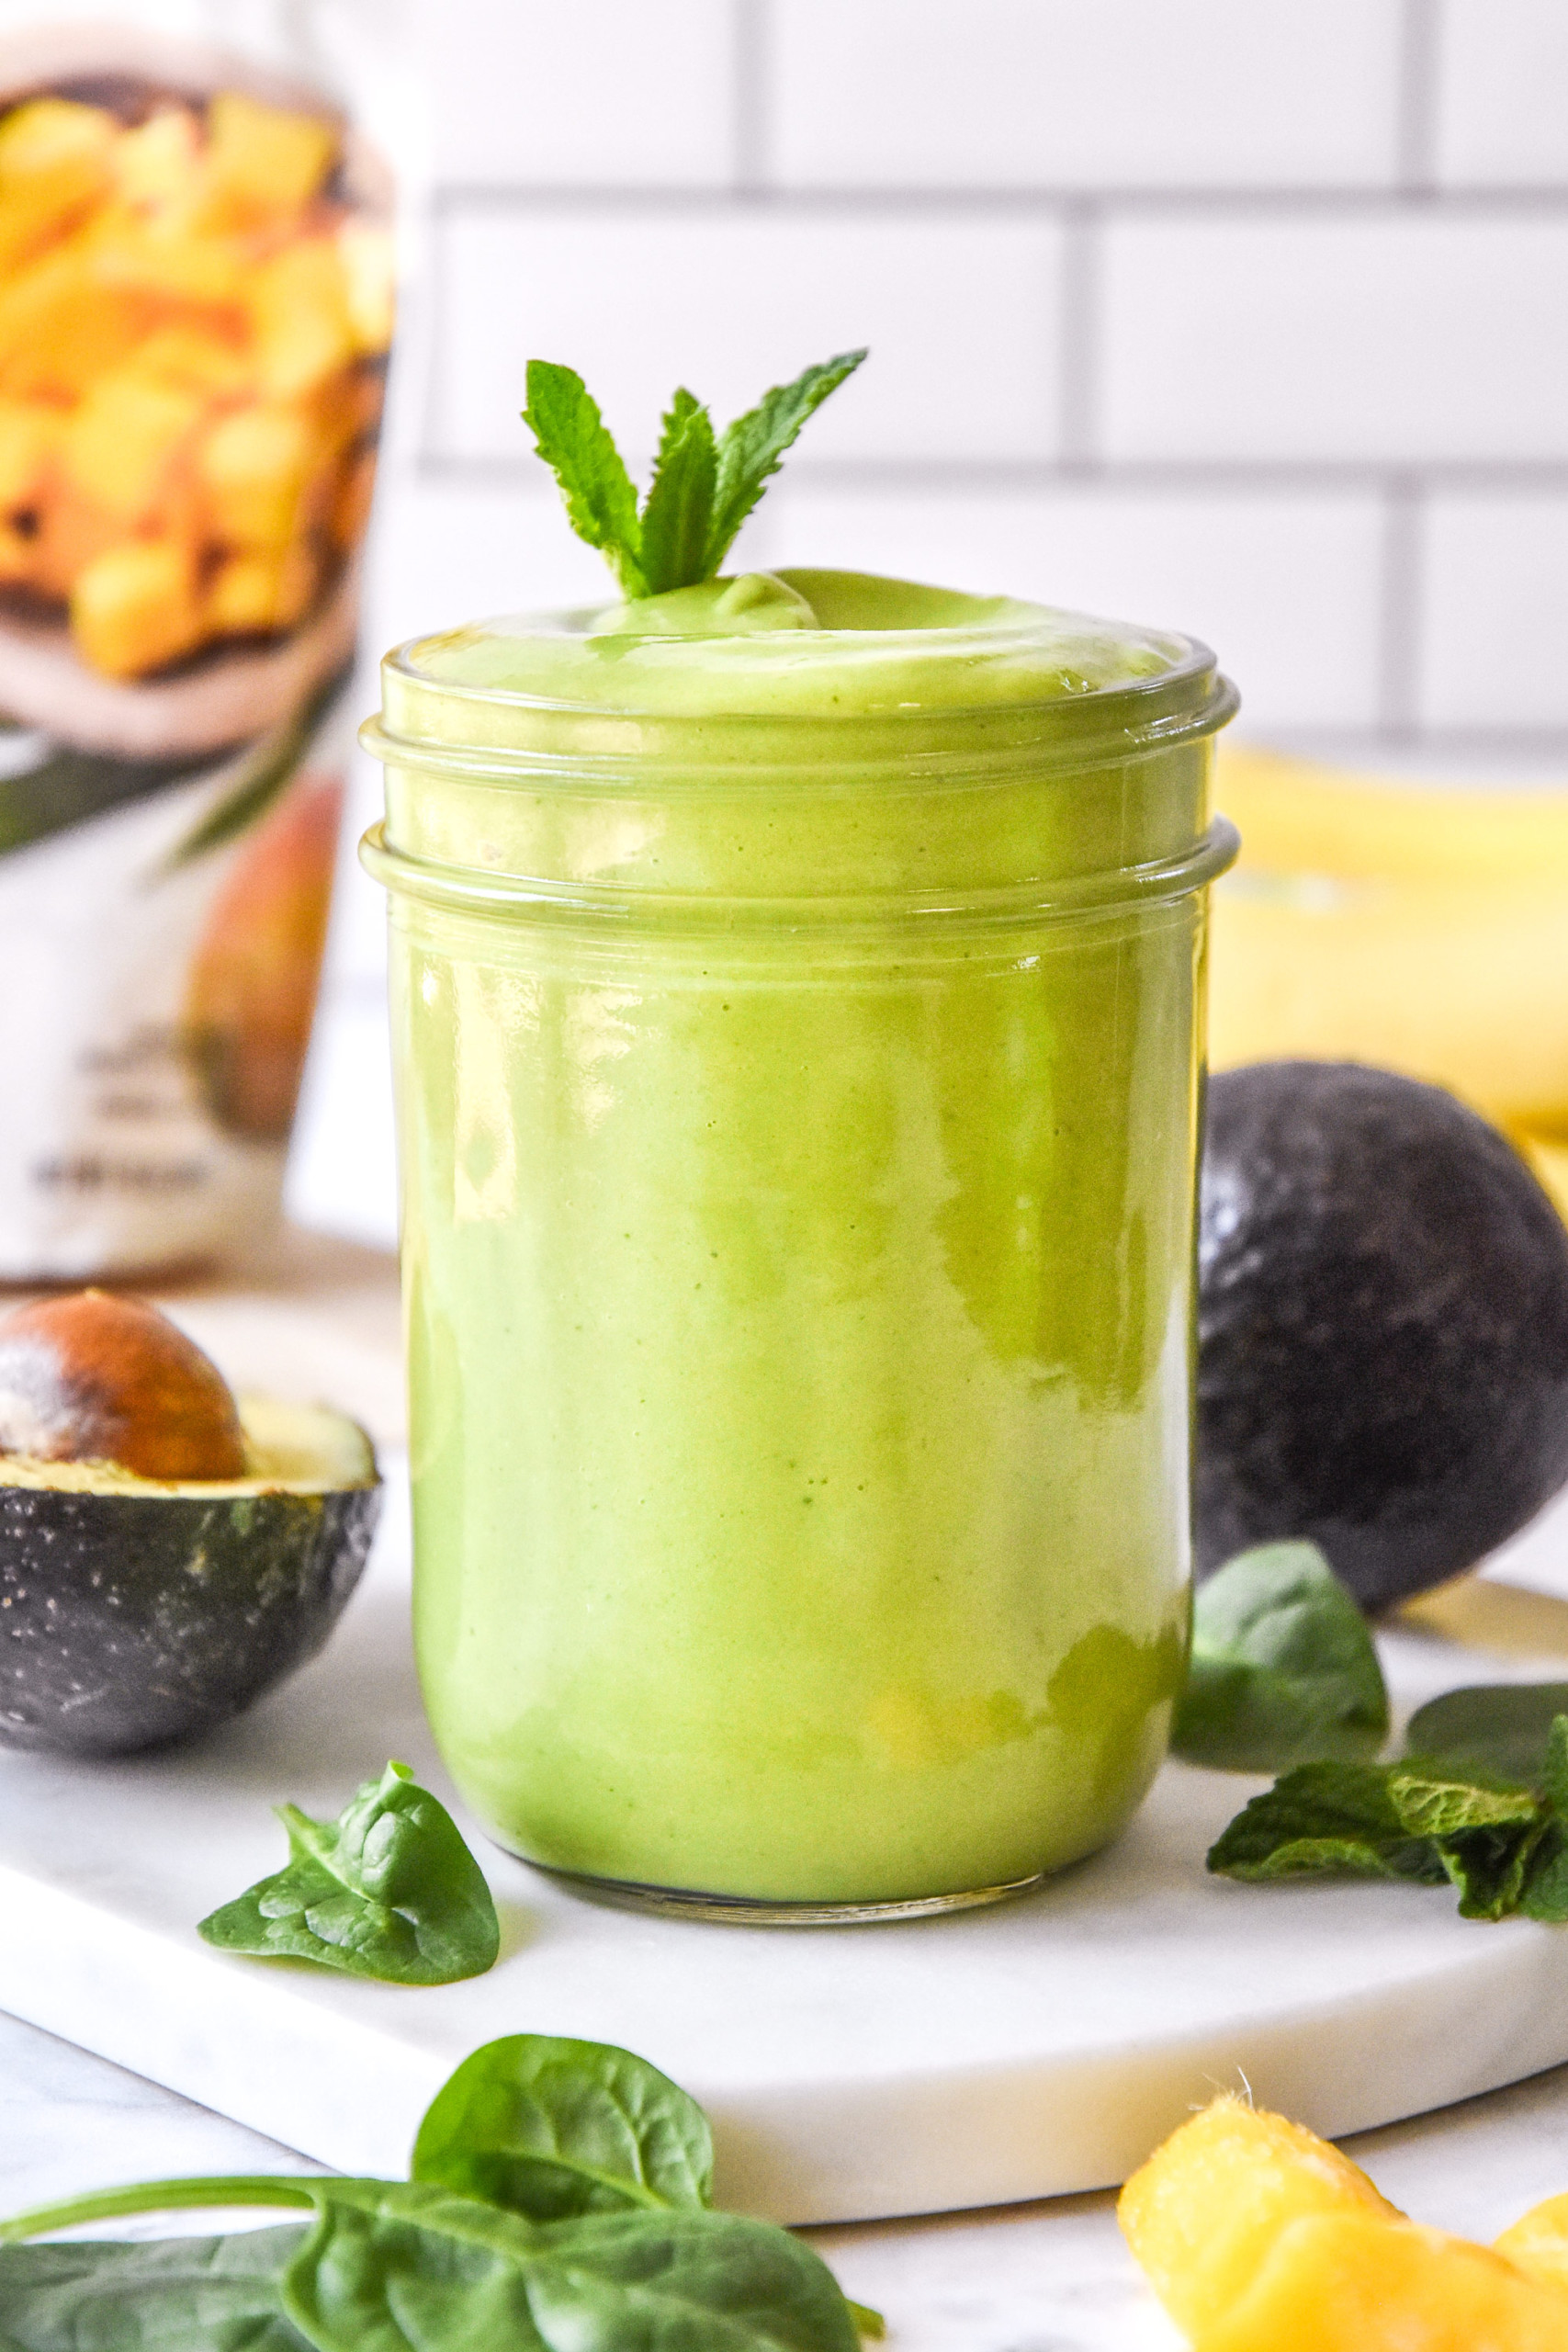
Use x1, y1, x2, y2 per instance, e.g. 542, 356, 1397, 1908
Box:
366, 570, 1235, 1912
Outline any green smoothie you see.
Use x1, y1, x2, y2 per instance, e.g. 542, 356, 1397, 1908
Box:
364, 569, 1236, 1912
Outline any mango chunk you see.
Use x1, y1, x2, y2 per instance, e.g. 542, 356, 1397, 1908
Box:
203, 92, 335, 227
205, 543, 318, 636
1202, 2211, 1568, 2352
1118, 2095, 1396, 2343
249, 238, 355, 400
197, 401, 316, 547
111, 106, 203, 220
336, 221, 394, 354
62, 368, 204, 521
1496, 2194, 1568, 2298
0, 99, 115, 274
70, 538, 201, 677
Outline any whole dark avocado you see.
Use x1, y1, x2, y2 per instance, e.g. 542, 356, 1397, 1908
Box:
1197, 1060, 1568, 1612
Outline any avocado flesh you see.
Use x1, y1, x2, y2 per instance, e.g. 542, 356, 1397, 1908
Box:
1198, 1060, 1568, 1613
0, 1396, 380, 1757
0, 1396, 377, 1495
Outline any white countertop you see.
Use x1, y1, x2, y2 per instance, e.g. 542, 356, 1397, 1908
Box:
9, 2003, 1568, 2350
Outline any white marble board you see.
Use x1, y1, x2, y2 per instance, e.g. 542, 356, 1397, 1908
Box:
5, 1460, 1568, 2228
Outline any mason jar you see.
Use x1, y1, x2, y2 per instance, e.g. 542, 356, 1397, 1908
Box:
362, 571, 1237, 1920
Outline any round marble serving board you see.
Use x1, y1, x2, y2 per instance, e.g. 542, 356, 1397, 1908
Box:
5, 1459, 1568, 2226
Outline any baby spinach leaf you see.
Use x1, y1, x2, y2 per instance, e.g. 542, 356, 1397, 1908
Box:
1404, 1682, 1568, 1786
198, 1759, 500, 1985
283, 2185, 859, 2352
0, 2225, 311, 2352
1172, 1541, 1390, 1772
412, 2033, 714, 2220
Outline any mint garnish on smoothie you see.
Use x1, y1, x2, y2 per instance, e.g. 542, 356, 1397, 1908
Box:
521, 349, 866, 597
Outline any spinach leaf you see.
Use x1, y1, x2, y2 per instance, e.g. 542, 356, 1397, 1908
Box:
1172, 1541, 1389, 1772
198, 1760, 500, 1985
1404, 1682, 1568, 1786
412, 2033, 714, 2220
0, 2225, 311, 2351
283, 2184, 859, 2352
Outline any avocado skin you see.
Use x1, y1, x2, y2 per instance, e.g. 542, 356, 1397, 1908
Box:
1198, 1061, 1568, 1612
0, 1481, 379, 1755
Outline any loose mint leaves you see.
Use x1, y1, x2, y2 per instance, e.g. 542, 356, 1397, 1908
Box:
198, 1759, 500, 1985
1208, 1716, 1568, 1923
523, 350, 867, 597
0, 2033, 872, 2352
1172, 1541, 1390, 1772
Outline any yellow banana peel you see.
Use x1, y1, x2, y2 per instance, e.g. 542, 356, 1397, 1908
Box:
1209, 745, 1568, 1159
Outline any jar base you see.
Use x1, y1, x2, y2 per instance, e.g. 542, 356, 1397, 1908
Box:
527, 1860, 1047, 1926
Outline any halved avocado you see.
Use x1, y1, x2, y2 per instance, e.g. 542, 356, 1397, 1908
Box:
0, 1396, 380, 1756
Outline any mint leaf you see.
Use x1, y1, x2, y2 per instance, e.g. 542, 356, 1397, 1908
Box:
706, 348, 868, 574
638, 389, 718, 596
1173, 1541, 1390, 1772
1206, 1760, 1444, 1885
1404, 1682, 1568, 1786
523, 361, 646, 597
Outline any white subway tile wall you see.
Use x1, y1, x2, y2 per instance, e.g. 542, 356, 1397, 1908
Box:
289, 0, 1568, 1241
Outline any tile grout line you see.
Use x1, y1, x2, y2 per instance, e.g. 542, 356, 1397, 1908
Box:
1378, 477, 1427, 742
731, 0, 768, 198
1396, 0, 1442, 195
1056, 202, 1101, 469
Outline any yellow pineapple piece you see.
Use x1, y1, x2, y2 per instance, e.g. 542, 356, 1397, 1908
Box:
335, 220, 393, 354
202, 91, 336, 228
62, 367, 205, 524
0, 397, 60, 503
1201, 2211, 1568, 2351
1497, 2194, 1568, 2298
205, 543, 317, 636
70, 537, 201, 677
110, 105, 203, 220
0, 98, 116, 275
249, 237, 355, 400
197, 401, 318, 548
1118, 2096, 1397, 2344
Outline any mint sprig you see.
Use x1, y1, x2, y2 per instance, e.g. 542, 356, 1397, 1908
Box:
1208, 1715, 1568, 1922
522, 349, 867, 598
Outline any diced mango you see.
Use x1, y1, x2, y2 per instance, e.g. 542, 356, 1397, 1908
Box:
197, 401, 317, 547
129, 323, 253, 398
205, 543, 317, 636
110, 105, 203, 219
0, 237, 152, 398
1118, 2096, 1397, 2344
0, 397, 61, 504
62, 368, 204, 522
249, 237, 355, 399
1201, 2211, 1568, 2352
0, 98, 116, 275
1497, 2193, 1568, 2298
70, 538, 201, 677
335, 220, 393, 354
202, 92, 336, 227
